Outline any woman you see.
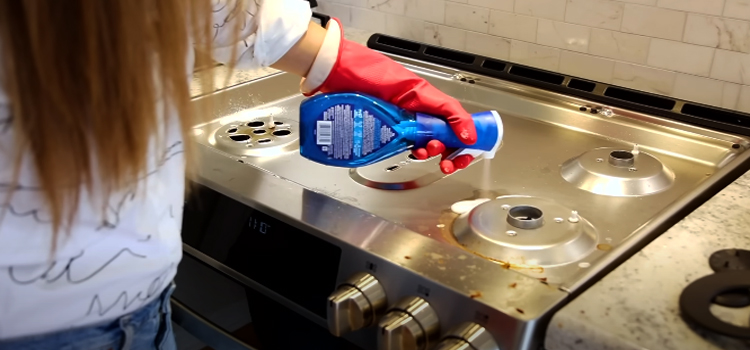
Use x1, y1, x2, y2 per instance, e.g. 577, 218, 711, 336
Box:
0, 0, 476, 349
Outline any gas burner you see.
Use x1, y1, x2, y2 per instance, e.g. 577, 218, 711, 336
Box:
209, 118, 299, 157
451, 195, 598, 267
561, 146, 675, 197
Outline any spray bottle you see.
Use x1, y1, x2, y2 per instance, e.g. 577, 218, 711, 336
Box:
298, 93, 503, 168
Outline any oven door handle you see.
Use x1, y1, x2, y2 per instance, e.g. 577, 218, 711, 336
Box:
170, 298, 258, 350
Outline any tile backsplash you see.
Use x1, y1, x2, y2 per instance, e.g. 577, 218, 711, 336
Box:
317, 0, 750, 113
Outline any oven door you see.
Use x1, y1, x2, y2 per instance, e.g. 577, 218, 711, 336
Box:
175, 182, 362, 350
171, 253, 258, 350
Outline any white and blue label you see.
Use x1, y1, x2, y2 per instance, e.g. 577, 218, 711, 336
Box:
316, 121, 332, 145
315, 103, 396, 160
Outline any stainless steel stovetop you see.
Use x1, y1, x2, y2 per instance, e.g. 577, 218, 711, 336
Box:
187, 37, 750, 350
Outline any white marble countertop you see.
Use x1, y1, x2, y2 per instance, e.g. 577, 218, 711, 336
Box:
544, 170, 750, 349
192, 26, 750, 350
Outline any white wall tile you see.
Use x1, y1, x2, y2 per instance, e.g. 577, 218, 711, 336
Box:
466, 32, 512, 59
559, 51, 615, 83
536, 20, 590, 52
515, 0, 567, 21
385, 15, 425, 41
621, 4, 686, 41
737, 85, 750, 113
351, 7, 387, 32
617, 0, 657, 4
612, 62, 676, 95
469, 0, 514, 11
445, 2, 490, 32
510, 40, 562, 70
722, 82, 742, 109
589, 29, 650, 64
424, 23, 467, 50
344, 0, 750, 114
710, 49, 750, 84
724, 0, 750, 21
657, 0, 725, 16
684, 14, 750, 53
672, 74, 725, 106
367, 0, 405, 15
317, 2, 353, 26
489, 11, 538, 42
405, 0, 446, 23
564, 0, 624, 31
647, 39, 715, 76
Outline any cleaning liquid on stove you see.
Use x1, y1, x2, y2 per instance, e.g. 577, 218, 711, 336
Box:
298, 92, 504, 168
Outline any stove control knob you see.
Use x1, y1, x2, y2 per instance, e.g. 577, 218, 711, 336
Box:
378, 296, 439, 350
434, 322, 499, 350
327, 272, 387, 337
433, 338, 473, 350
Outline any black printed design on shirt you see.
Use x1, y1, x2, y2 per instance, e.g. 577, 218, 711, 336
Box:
8, 248, 147, 285
211, 0, 259, 41
85, 263, 175, 317
96, 140, 184, 231
0, 140, 183, 228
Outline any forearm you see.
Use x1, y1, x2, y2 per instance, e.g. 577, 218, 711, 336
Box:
270, 21, 327, 77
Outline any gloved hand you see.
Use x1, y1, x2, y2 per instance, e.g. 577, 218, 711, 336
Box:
300, 18, 477, 174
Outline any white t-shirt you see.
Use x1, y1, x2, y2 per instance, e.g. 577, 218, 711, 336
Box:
0, 0, 311, 340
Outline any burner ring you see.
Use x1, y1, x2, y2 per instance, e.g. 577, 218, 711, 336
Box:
452, 195, 598, 267
680, 271, 750, 339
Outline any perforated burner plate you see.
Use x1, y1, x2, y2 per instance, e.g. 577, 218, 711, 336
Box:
209, 117, 299, 157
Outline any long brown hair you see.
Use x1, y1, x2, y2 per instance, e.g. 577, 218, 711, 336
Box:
0, 0, 242, 247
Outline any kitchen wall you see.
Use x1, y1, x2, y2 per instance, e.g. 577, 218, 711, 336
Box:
317, 0, 750, 112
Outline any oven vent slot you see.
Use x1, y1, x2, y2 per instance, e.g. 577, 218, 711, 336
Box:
604, 87, 676, 110
682, 104, 750, 126
568, 79, 596, 92
481, 59, 507, 73
423, 46, 476, 64
366, 33, 750, 137
373, 35, 421, 52
509, 66, 565, 85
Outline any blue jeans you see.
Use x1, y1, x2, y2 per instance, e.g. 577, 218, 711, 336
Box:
0, 283, 177, 350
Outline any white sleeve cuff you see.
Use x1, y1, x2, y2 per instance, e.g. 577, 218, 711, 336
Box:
208, 0, 312, 69
300, 19, 342, 94
254, 0, 313, 68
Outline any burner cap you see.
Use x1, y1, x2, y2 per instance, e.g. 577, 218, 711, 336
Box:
451, 195, 598, 267
709, 249, 750, 273
561, 147, 674, 197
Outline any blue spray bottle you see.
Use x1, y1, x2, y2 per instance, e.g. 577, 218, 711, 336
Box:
298, 93, 503, 168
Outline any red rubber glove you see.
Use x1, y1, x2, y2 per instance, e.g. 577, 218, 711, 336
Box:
300, 18, 476, 174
